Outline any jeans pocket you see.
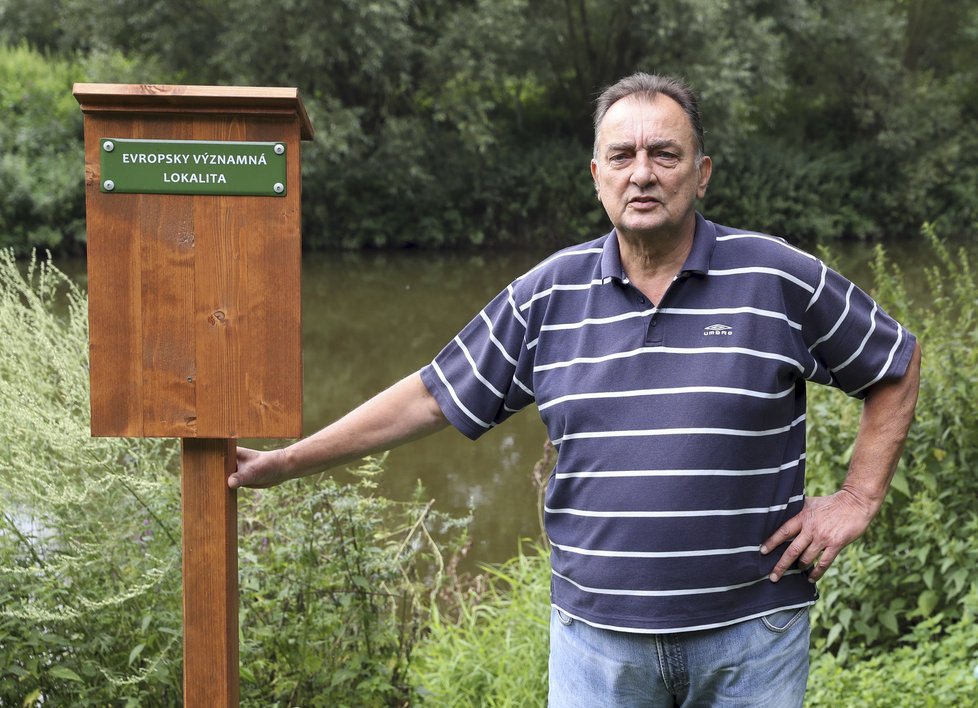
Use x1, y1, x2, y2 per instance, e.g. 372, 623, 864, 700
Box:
555, 608, 574, 626
760, 607, 808, 634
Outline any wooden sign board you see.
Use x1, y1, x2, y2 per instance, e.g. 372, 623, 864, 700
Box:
75, 84, 314, 707
74, 84, 313, 439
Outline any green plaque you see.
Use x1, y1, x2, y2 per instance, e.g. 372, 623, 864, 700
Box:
99, 138, 287, 196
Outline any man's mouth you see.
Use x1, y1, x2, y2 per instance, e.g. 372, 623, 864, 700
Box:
628, 196, 660, 206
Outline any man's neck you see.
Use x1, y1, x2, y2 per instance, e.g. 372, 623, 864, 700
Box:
616, 220, 695, 283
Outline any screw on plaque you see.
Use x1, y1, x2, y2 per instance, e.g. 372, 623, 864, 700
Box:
103, 180, 116, 191
103, 140, 115, 152
274, 143, 286, 155
273, 182, 285, 194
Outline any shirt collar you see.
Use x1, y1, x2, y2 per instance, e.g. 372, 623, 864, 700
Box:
681, 213, 717, 277
598, 229, 626, 283
598, 212, 718, 283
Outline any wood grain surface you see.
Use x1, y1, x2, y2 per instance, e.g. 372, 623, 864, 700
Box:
181, 439, 239, 707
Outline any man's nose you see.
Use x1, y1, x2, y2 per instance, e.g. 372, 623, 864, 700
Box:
630, 152, 656, 187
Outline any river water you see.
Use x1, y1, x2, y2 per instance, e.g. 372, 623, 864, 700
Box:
60, 235, 938, 572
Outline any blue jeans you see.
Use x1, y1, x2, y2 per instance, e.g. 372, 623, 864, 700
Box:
548, 606, 810, 707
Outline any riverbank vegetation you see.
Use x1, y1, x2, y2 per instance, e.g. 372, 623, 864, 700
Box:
3, 0, 978, 255
2, 229, 976, 703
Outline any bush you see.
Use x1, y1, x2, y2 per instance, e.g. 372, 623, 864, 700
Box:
0, 43, 174, 256
0, 250, 468, 706
5, 2, 978, 254
807, 586, 978, 706
303, 123, 604, 251
705, 138, 878, 242
237, 462, 469, 707
0, 45, 86, 255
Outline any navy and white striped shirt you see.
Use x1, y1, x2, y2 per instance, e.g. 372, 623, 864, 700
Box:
420, 214, 916, 633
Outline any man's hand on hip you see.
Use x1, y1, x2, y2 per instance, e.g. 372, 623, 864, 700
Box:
761, 486, 877, 583
763, 342, 921, 584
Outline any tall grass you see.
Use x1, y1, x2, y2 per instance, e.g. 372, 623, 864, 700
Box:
0, 250, 184, 703
411, 544, 551, 706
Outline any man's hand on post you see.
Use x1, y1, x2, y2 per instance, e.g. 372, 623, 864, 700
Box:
229, 447, 292, 489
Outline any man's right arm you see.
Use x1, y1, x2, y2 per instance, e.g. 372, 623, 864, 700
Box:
228, 370, 448, 489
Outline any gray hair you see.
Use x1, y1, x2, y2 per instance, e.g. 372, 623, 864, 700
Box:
593, 73, 706, 160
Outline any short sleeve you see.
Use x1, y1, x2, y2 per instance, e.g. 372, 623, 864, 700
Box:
802, 261, 916, 397
420, 282, 537, 439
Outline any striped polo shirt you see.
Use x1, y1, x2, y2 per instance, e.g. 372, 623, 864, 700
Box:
420, 214, 916, 633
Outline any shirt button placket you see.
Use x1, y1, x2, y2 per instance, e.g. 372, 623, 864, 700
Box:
646, 307, 662, 345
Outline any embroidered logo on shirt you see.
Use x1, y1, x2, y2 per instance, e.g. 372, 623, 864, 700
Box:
703, 324, 733, 336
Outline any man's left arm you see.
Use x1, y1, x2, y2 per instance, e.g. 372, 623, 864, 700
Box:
763, 341, 922, 583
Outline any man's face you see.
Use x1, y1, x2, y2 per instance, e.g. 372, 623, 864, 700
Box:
590, 94, 712, 241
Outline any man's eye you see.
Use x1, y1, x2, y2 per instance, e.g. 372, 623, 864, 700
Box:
609, 154, 629, 163
656, 152, 679, 163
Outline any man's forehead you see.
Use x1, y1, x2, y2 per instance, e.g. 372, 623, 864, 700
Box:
597, 94, 693, 143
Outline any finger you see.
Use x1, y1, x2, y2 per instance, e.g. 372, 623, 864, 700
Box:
798, 545, 823, 569
229, 447, 259, 488
228, 458, 251, 489
769, 534, 812, 582
760, 515, 802, 555
806, 546, 841, 583
229, 469, 267, 489
235, 446, 257, 466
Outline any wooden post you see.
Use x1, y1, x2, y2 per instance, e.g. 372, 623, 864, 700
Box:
182, 439, 239, 706
74, 84, 313, 706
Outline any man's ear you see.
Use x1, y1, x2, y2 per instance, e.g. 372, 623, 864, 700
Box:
590, 158, 600, 195
696, 155, 712, 199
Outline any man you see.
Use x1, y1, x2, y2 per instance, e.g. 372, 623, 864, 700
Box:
230, 73, 920, 705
